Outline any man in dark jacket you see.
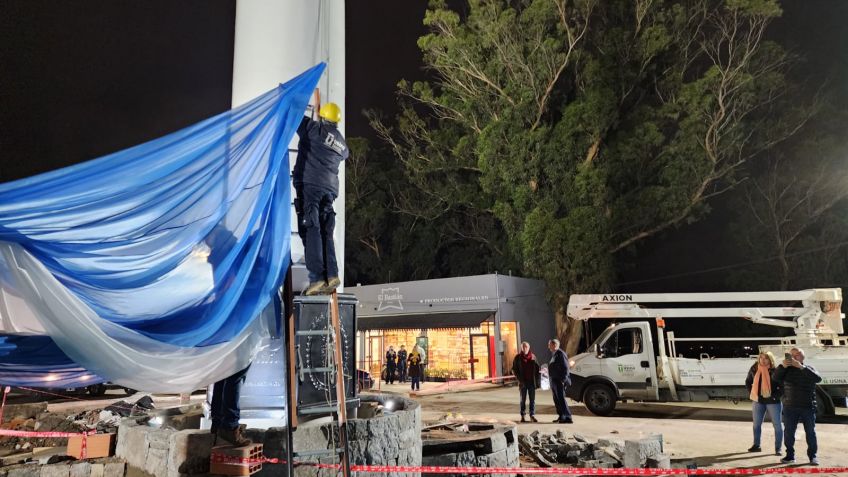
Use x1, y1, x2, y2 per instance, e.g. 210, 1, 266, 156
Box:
511, 341, 540, 422
385, 346, 397, 384
547, 338, 573, 423
773, 347, 822, 465
397, 345, 408, 383
294, 101, 349, 296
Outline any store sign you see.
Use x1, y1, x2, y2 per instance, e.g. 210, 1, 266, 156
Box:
377, 287, 404, 311
419, 295, 490, 304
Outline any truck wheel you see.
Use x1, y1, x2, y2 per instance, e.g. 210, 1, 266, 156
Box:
583, 383, 616, 416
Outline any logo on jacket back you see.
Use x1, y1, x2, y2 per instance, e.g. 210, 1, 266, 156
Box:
324, 132, 346, 154
378, 288, 403, 311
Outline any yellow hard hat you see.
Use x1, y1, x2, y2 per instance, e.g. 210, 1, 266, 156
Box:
319, 102, 341, 123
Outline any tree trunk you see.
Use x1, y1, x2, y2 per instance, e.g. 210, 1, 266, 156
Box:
554, 293, 583, 357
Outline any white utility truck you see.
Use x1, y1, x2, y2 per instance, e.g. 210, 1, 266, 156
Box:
565, 289, 848, 417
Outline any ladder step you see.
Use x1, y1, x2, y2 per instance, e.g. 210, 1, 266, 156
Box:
300, 367, 334, 373
295, 330, 333, 336
297, 405, 339, 415
294, 448, 344, 458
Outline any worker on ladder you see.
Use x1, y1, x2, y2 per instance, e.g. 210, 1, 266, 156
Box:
293, 95, 349, 296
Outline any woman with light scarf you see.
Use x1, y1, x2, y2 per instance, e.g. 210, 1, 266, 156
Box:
744, 351, 784, 455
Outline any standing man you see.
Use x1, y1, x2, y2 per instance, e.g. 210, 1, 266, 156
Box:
773, 347, 822, 465
294, 99, 349, 296
210, 367, 252, 446
547, 338, 573, 424
511, 341, 540, 423
397, 345, 408, 383
385, 345, 397, 384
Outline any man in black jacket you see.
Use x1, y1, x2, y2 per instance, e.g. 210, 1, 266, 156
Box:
294, 101, 349, 296
773, 347, 822, 465
547, 338, 573, 423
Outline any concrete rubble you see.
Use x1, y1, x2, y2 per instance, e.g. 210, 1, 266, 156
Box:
517, 430, 671, 469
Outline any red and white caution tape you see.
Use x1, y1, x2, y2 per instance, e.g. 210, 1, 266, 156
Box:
210, 453, 848, 475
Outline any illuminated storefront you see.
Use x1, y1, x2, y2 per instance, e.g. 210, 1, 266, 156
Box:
350, 274, 554, 381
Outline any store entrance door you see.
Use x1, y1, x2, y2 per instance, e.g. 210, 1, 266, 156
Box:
469, 333, 491, 380
367, 335, 383, 382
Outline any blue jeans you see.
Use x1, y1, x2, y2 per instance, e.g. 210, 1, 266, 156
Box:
783, 406, 817, 460
411, 376, 420, 391
211, 366, 250, 430
296, 185, 338, 283
520, 384, 536, 416
752, 401, 783, 451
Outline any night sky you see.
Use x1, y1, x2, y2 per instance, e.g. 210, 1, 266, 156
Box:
1, 1, 846, 296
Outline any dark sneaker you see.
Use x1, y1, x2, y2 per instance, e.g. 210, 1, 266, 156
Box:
304, 281, 325, 296
809, 458, 819, 466
748, 445, 761, 452
530, 416, 538, 423
780, 456, 795, 464
520, 416, 526, 423
775, 450, 782, 456
558, 418, 574, 424
322, 276, 341, 293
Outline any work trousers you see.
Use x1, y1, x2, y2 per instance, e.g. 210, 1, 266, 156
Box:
211, 366, 250, 430
296, 185, 338, 283
551, 379, 572, 420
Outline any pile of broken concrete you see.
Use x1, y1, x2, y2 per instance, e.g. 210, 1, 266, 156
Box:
518, 430, 670, 469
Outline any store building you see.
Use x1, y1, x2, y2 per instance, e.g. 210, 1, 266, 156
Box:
349, 274, 555, 382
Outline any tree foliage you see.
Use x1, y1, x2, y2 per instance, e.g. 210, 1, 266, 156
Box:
362, 0, 804, 353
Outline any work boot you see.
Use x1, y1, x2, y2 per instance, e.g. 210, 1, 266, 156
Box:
217, 426, 252, 447
304, 281, 325, 296
322, 276, 341, 293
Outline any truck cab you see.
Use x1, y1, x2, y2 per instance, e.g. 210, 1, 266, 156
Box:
568, 322, 658, 415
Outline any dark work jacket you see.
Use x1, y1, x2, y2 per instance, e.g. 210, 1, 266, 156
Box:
548, 348, 571, 385
744, 364, 783, 405
385, 350, 397, 368
511, 352, 541, 389
294, 117, 349, 195
773, 364, 822, 409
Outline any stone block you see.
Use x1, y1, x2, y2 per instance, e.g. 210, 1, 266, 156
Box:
115, 422, 148, 470
88, 464, 104, 477
168, 429, 214, 477
103, 461, 125, 477
69, 462, 90, 477
146, 430, 171, 451
8, 465, 41, 477
646, 453, 671, 469
577, 459, 614, 468
597, 438, 624, 454
144, 448, 168, 477
40, 464, 70, 477
624, 435, 663, 468
479, 449, 508, 467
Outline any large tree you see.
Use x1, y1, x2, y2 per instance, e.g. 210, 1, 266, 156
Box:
370, 0, 804, 354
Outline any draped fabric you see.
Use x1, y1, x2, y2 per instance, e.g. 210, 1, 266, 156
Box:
0, 64, 325, 392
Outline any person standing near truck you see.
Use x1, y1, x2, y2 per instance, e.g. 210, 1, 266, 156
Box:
547, 338, 573, 424
512, 341, 540, 423
774, 347, 822, 465
745, 351, 783, 455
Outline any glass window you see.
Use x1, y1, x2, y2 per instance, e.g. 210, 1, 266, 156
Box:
602, 328, 643, 358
